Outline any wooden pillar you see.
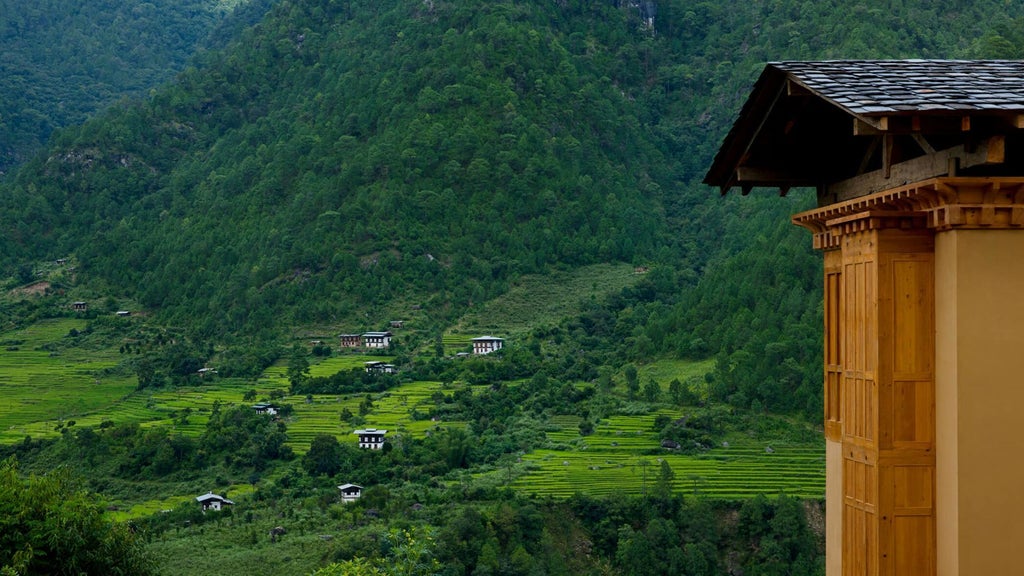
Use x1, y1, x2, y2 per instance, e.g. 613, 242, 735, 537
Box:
828, 214, 936, 576
797, 177, 1024, 576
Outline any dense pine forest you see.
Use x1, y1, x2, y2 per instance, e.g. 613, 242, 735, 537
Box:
0, 0, 274, 174
3, 0, 1024, 574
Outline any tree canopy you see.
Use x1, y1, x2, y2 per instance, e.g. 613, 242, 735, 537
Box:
0, 458, 155, 576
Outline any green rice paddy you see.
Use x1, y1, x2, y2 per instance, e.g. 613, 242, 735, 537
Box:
0, 318, 137, 441
513, 411, 825, 499
0, 320, 825, 500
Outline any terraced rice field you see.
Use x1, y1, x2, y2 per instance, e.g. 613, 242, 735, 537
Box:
0, 325, 463, 452
0, 319, 137, 442
0, 322, 824, 500
441, 334, 473, 355
285, 380, 468, 454
513, 412, 825, 500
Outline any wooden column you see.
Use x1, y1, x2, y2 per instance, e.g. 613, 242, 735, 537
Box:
799, 201, 941, 576
797, 177, 1024, 576
834, 214, 936, 576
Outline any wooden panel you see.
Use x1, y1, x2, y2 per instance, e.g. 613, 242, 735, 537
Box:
843, 253, 877, 445
844, 260, 868, 372
844, 458, 877, 512
825, 268, 843, 430
827, 270, 842, 365
844, 504, 878, 576
893, 380, 934, 444
892, 258, 934, 376
827, 372, 841, 424
825, 251, 843, 443
845, 376, 875, 442
894, 466, 934, 513
893, 516, 935, 574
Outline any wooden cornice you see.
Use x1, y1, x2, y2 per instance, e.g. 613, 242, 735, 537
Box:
794, 176, 1024, 250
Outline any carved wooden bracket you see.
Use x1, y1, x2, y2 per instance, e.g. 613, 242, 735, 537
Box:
794, 177, 1024, 250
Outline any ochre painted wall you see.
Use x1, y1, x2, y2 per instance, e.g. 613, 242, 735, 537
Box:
935, 230, 1024, 576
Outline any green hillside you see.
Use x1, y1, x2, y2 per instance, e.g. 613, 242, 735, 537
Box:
2, 0, 676, 339
0, 0, 272, 175
3, 0, 1019, 385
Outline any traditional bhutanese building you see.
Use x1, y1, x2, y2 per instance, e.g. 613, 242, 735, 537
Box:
471, 336, 504, 355
706, 60, 1024, 576
364, 361, 397, 374
339, 334, 362, 348
361, 331, 392, 348
353, 428, 387, 450
195, 492, 234, 512
337, 483, 363, 503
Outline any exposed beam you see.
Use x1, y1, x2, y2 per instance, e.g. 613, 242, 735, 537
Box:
853, 116, 889, 134
734, 166, 819, 186
912, 133, 936, 155
852, 114, 995, 135
883, 134, 894, 178
857, 137, 881, 175
786, 79, 813, 97
827, 135, 1005, 202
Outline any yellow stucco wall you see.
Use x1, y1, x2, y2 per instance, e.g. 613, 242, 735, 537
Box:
935, 229, 1024, 576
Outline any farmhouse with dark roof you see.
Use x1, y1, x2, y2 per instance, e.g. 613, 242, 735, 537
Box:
196, 492, 234, 512
353, 428, 387, 450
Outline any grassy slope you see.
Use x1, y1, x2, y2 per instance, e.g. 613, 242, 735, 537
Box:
449, 263, 641, 337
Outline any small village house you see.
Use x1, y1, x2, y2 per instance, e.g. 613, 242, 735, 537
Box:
337, 483, 363, 503
364, 361, 397, 374
253, 403, 278, 416
361, 331, 393, 348
72, 301, 87, 312
196, 492, 234, 512
339, 334, 362, 348
389, 320, 404, 329
471, 336, 504, 355
353, 428, 387, 450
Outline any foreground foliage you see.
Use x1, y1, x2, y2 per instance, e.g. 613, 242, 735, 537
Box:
0, 458, 154, 576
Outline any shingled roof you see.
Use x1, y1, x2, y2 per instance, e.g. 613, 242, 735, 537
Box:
775, 60, 1024, 115
705, 60, 1024, 202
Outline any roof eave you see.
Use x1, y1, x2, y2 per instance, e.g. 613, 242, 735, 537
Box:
704, 65, 790, 188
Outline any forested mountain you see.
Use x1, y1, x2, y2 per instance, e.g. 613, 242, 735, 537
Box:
2, 0, 1023, 414
0, 0, 273, 174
